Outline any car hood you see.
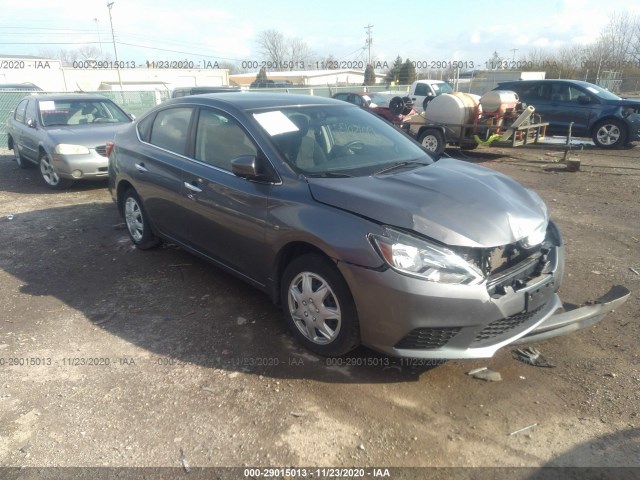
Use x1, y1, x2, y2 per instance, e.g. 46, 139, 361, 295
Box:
45, 123, 131, 147
307, 158, 548, 248
617, 98, 640, 109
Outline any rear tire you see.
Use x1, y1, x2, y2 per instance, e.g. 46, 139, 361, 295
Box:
281, 254, 360, 356
10, 139, 34, 169
122, 189, 160, 250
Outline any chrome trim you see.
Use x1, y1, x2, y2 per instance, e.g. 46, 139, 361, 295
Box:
184, 182, 203, 193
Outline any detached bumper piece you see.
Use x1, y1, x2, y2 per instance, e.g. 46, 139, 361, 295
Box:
512, 285, 630, 345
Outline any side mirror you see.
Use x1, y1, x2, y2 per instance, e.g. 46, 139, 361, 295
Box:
26, 118, 36, 128
231, 155, 260, 179
231, 155, 278, 183
128, 113, 136, 121
577, 95, 591, 105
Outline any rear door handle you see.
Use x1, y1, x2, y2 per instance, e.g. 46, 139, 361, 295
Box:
135, 163, 148, 172
184, 181, 203, 193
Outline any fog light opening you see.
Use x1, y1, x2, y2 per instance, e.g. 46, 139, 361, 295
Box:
71, 170, 83, 179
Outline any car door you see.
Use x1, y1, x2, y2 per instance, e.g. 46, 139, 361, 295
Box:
20, 98, 41, 161
177, 107, 274, 285
544, 83, 595, 136
512, 82, 557, 133
132, 106, 195, 242
411, 82, 430, 112
10, 99, 33, 161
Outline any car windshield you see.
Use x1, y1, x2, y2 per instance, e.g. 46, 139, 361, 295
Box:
433, 82, 454, 95
38, 99, 130, 127
252, 105, 432, 177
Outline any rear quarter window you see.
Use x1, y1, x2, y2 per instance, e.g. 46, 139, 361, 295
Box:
137, 114, 154, 142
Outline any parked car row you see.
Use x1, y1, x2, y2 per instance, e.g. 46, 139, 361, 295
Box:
4, 91, 628, 360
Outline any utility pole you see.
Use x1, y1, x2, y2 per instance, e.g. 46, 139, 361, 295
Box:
510, 48, 518, 66
93, 18, 103, 57
107, 2, 124, 92
364, 24, 373, 65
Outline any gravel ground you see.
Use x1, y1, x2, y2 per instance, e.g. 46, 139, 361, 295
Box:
0, 142, 638, 479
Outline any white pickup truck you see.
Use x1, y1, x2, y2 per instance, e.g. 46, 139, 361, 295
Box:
406, 79, 454, 113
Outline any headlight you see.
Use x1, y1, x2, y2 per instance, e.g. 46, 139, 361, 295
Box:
54, 144, 90, 155
521, 220, 548, 249
370, 228, 484, 285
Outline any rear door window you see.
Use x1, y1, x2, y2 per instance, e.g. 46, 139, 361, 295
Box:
14, 99, 28, 124
149, 107, 193, 155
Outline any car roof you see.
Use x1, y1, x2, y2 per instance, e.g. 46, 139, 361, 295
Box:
23, 93, 113, 102
500, 79, 593, 87
167, 92, 346, 111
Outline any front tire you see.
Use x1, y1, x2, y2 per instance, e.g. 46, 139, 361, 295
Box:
39, 152, 73, 189
418, 129, 445, 159
281, 254, 360, 356
592, 119, 627, 149
123, 189, 160, 250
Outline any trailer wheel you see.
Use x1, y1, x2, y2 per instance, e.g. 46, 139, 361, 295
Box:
418, 129, 445, 159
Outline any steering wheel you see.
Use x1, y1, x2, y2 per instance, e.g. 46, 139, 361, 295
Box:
331, 140, 365, 159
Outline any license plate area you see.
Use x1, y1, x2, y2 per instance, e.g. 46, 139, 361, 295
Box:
525, 276, 554, 312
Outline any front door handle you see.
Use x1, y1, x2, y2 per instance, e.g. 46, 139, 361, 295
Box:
135, 163, 148, 172
184, 181, 203, 193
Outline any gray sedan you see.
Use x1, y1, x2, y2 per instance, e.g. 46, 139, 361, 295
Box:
108, 93, 628, 359
7, 93, 132, 189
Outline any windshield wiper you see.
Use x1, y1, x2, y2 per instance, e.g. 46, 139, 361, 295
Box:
306, 172, 352, 178
374, 160, 430, 176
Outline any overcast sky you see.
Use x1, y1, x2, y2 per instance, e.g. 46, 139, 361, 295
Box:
1, 0, 638, 69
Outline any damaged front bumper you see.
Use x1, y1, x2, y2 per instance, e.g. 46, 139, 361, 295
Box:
512, 285, 630, 345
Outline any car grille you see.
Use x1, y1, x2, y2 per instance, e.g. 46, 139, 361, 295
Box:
472, 304, 545, 346
395, 327, 462, 350
95, 145, 107, 157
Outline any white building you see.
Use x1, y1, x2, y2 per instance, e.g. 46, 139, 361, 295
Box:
0, 55, 230, 92
230, 69, 386, 87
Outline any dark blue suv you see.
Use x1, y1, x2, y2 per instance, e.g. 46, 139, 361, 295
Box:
495, 79, 640, 149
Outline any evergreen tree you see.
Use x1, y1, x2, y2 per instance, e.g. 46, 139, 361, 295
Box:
256, 66, 268, 80
364, 64, 376, 85
398, 59, 416, 84
385, 56, 404, 83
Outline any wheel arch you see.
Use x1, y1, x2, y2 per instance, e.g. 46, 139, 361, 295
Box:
115, 179, 135, 216
589, 115, 627, 136
271, 241, 336, 305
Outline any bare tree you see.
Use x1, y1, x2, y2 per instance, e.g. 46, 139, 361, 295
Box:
598, 12, 637, 64
256, 29, 312, 71
257, 29, 288, 70
289, 37, 310, 69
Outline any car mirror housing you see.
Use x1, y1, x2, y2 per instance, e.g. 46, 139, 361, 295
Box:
231, 155, 260, 179
26, 118, 36, 128
577, 95, 591, 105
